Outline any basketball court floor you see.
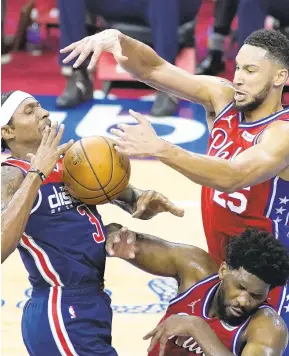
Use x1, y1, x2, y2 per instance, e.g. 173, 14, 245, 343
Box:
1, 95, 208, 355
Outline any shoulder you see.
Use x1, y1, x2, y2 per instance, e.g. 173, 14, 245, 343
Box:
174, 243, 219, 290
257, 117, 289, 143
1, 165, 25, 198
209, 77, 234, 115
244, 307, 288, 347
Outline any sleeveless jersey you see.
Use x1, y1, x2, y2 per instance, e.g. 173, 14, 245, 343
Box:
148, 274, 273, 356
202, 103, 289, 263
2, 158, 107, 290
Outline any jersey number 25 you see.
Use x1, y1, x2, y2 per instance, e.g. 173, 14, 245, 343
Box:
213, 187, 250, 214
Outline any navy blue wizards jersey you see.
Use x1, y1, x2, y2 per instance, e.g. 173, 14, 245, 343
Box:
3, 158, 108, 289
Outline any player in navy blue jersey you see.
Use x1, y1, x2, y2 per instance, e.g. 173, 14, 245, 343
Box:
1, 90, 184, 356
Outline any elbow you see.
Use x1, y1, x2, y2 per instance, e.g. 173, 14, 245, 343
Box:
215, 169, 246, 193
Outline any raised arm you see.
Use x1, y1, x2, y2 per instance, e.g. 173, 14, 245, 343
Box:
1, 166, 42, 262
1, 123, 73, 263
105, 226, 218, 291
60, 30, 234, 117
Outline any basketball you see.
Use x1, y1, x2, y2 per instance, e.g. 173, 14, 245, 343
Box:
62, 136, 131, 205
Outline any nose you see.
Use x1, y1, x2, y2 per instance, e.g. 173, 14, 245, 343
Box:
39, 108, 50, 120
237, 293, 250, 309
233, 69, 244, 87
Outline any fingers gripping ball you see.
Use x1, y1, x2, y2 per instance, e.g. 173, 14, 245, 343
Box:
62, 136, 131, 205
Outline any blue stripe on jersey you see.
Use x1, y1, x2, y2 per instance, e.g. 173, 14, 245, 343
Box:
239, 107, 289, 128
169, 274, 219, 306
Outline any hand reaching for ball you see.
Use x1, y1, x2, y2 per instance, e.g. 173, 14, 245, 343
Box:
133, 190, 184, 219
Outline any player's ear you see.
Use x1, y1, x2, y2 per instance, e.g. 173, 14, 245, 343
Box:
218, 262, 228, 281
1, 124, 15, 141
274, 68, 288, 87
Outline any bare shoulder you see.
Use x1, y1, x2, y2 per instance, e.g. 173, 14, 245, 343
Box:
257, 120, 289, 149
172, 242, 219, 290
202, 76, 234, 114
1, 165, 24, 209
244, 307, 288, 346
261, 119, 289, 136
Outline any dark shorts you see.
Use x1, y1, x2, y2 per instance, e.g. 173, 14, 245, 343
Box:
21, 285, 117, 356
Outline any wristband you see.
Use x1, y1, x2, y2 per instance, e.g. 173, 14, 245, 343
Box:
28, 168, 46, 182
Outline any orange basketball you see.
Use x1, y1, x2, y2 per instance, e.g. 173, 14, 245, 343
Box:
62, 136, 131, 205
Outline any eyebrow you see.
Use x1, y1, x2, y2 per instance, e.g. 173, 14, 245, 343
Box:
239, 282, 263, 296
235, 63, 260, 69
22, 101, 40, 112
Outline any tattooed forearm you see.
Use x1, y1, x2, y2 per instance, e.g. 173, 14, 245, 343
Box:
112, 184, 142, 214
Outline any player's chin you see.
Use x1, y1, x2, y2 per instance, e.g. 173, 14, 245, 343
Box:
233, 99, 252, 112
224, 309, 248, 326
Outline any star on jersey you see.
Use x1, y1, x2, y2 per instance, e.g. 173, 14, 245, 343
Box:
221, 115, 235, 128
284, 304, 289, 313
276, 206, 286, 215
279, 196, 289, 205
188, 299, 201, 314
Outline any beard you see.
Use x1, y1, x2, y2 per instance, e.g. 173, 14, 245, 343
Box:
233, 82, 271, 113
216, 286, 258, 326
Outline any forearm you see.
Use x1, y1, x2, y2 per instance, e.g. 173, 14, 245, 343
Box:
156, 141, 241, 192
188, 318, 234, 356
112, 184, 142, 214
113, 184, 157, 219
119, 34, 223, 107
124, 232, 178, 278
1, 174, 42, 262
119, 34, 164, 81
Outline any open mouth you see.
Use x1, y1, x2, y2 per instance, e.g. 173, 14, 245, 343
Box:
234, 91, 246, 101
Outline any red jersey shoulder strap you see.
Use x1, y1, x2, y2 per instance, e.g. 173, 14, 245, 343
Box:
2, 158, 31, 175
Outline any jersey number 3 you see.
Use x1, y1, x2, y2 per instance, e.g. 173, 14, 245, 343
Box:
77, 205, 105, 243
213, 187, 250, 214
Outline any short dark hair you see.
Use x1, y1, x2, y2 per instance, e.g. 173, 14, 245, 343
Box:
244, 29, 289, 70
226, 228, 289, 288
1, 91, 16, 152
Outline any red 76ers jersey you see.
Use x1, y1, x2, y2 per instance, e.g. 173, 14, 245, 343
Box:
202, 102, 289, 263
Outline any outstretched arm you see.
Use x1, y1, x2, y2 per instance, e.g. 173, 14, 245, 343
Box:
112, 184, 184, 220
105, 226, 218, 291
112, 114, 289, 193
60, 30, 234, 120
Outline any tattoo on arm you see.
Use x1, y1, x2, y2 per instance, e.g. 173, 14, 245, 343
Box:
111, 184, 142, 214
218, 78, 234, 89
1, 166, 24, 213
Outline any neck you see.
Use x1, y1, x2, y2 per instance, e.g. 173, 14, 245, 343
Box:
243, 95, 283, 123
10, 143, 39, 161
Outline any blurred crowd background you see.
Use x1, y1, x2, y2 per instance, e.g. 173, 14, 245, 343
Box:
2, 0, 289, 112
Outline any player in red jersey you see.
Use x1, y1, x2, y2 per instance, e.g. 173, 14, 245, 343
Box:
60, 28, 289, 331
106, 226, 289, 355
